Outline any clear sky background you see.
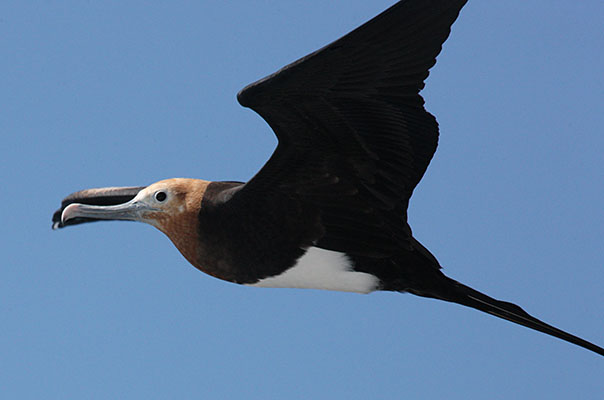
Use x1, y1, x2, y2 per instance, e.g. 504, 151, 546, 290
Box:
2, 1, 603, 398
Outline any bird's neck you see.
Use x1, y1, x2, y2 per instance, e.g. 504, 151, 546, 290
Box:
153, 179, 210, 272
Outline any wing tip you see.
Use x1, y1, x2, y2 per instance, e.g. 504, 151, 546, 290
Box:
236, 86, 251, 108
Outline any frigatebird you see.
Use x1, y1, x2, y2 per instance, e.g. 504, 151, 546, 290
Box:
52, 0, 604, 356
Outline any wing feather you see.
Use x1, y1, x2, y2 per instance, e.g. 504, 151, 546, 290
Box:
225, 0, 467, 257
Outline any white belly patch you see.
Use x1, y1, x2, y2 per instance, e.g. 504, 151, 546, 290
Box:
247, 247, 380, 294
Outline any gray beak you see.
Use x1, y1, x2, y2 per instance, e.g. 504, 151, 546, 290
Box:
60, 199, 155, 226
52, 186, 146, 229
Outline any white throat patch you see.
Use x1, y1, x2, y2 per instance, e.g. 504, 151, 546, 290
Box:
247, 247, 379, 294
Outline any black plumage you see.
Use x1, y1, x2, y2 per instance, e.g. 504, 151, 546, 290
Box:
52, 0, 604, 356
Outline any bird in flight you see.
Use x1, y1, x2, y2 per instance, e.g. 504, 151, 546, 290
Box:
52, 0, 603, 356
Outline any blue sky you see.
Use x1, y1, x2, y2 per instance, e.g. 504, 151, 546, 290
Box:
2, 1, 604, 398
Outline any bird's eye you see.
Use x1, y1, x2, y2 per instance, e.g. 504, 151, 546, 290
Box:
154, 191, 167, 202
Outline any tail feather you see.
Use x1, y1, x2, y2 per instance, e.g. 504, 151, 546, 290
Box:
418, 277, 604, 357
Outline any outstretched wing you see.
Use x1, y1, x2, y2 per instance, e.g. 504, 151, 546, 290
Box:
230, 0, 467, 257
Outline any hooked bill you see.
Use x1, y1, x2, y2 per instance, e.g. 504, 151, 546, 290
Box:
52, 186, 146, 229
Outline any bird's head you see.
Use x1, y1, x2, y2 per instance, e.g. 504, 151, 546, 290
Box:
55, 178, 211, 267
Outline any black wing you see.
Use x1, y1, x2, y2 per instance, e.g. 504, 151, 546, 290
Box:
231, 0, 467, 258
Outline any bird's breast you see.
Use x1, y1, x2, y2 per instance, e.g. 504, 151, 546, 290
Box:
247, 247, 380, 294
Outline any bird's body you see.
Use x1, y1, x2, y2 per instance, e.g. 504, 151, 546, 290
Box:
53, 0, 604, 356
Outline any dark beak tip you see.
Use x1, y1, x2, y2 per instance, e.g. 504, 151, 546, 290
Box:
51, 209, 64, 230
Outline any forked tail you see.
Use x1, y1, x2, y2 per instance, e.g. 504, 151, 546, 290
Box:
419, 277, 604, 357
